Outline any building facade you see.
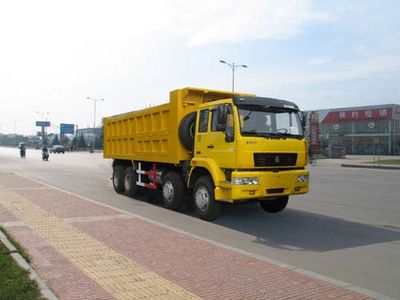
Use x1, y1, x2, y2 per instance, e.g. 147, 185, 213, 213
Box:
307, 104, 400, 155
76, 127, 102, 146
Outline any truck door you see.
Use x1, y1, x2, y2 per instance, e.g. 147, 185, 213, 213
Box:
194, 108, 210, 157
204, 104, 236, 168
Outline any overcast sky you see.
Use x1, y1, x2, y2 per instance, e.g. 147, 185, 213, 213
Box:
1, 0, 399, 135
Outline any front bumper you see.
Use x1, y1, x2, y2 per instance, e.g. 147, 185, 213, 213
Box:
215, 169, 309, 202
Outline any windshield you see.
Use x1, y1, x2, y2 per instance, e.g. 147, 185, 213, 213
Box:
238, 107, 303, 137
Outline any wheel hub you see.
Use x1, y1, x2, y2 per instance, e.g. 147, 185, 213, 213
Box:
195, 187, 209, 211
163, 181, 174, 202
124, 173, 131, 190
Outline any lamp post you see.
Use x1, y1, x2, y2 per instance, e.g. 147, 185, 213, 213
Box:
74, 124, 79, 152
36, 111, 49, 144
11, 119, 21, 135
219, 60, 247, 92
86, 97, 104, 153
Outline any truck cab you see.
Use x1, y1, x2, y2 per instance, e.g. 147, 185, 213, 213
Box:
187, 96, 309, 220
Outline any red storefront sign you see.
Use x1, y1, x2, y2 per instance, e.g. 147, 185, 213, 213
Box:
322, 108, 393, 123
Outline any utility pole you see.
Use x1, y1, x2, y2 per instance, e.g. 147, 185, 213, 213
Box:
11, 119, 21, 135
86, 97, 104, 153
36, 111, 49, 145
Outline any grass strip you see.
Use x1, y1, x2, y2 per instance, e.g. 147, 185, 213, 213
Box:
0, 227, 30, 263
0, 241, 45, 300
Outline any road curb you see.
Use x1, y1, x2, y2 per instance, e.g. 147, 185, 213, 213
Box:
0, 230, 58, 300
341, 164, 400, 170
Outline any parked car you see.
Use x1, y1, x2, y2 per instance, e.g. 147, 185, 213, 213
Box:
50, 145, 65, 154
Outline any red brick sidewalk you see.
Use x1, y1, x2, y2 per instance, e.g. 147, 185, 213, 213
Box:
0, 173, 372, 300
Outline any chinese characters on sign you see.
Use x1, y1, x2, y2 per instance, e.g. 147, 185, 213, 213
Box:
322, 108, 393, 123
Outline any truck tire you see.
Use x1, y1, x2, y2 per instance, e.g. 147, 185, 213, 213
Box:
179, 112, 196, 151
112, 165, 125, 194
162, 172, 184, 210
123, 167, 140, 197
193, 175, 220, 221
259, 196, 288, 213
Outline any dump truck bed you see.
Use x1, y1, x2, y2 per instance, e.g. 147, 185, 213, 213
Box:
103, 87, 251, 164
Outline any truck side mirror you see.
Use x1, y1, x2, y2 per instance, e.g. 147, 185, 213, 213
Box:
300, 112, 307, 133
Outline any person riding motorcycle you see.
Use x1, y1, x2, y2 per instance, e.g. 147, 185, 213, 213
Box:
42, 146, 49, 161
19, 143, 26, 158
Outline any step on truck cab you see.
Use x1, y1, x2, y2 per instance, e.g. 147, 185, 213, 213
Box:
103, 87, 309, 221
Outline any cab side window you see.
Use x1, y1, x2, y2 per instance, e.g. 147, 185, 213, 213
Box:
211, 108, 220, 132
198, 109, 209, 132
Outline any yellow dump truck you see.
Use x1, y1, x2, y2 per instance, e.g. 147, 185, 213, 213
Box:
103, 87, 309, 221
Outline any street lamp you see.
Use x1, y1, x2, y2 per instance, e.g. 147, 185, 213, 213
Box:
11, 119, 21, 135
35, 111, 50, 121
36, 111, 50, 143
219, 60, 247, 92
86, 97, 104, 153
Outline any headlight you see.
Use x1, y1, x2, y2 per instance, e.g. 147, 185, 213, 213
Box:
297, 174, 309, 182
233, 177, 259, 185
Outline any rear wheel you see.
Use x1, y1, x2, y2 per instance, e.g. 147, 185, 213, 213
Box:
162, 172, 185, 210
123, 167, 140, 197
193, 176, 220, 221
259, 196, 288, 213
112, 165, 125, 194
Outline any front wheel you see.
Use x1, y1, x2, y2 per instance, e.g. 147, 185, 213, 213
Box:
259, 196, 288, 213
193, 176, 220, 221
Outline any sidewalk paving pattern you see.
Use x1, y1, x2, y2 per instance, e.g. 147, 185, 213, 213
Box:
0, 173, 371, 299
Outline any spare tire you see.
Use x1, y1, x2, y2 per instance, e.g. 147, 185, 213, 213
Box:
179, 112, 197, 151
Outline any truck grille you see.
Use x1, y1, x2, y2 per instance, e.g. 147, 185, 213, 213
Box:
254, 153, 297, 167
267, 188, 284, 194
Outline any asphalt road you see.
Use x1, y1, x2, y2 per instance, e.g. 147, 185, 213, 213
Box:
1, 146, 399, 299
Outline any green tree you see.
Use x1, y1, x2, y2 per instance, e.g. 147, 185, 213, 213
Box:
78, 135, 87, 148
94, 127, 103, 150
52, 135, 60, 146
71, 136, 77, 150
61, 135, 70, 144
